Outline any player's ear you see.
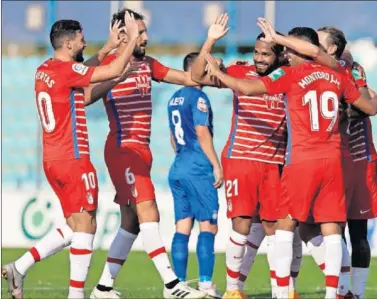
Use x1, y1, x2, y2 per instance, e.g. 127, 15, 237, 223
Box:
327, 44, 338, 57
64, 39, 73, 50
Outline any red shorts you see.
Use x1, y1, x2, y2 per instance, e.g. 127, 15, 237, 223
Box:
221, 157, 281, 221
43, 159, 98, 218
281, 158, 346, 223
105, 142, 155, 205
344, 158, 377, 219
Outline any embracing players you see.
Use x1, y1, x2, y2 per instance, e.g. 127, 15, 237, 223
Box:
86, 8, 219, 299
204, 19, 376, 299
2, 12, 140, 299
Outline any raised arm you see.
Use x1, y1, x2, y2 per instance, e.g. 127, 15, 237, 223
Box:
204, 52, 268, 96
84, 63, 140, 106
89, 12, 139, 83
190, 13, 230, 87
257, 17, 341, 72
84, 20, 125, 67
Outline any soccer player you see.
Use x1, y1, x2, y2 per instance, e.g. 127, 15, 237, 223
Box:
191, 14, 288, 299
2, 13, 141, 299
168, 52, 223, 299
318, 28, 377, 299
88, 8, 214, 299
204, 22, 377, 299
266, 24, 376, 298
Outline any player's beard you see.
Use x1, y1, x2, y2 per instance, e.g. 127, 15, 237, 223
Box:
74, 50, 85, 63
133, 43, 146, 59
256, 60, 280, 76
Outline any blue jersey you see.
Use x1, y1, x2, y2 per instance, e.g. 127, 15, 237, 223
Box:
168, 87, 213, 179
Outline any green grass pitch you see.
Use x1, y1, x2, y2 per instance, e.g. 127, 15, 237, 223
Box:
1, 249, 377, 298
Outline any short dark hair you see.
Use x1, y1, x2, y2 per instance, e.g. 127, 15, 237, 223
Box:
288, 27, 320, 47
50, 20, 82, 50
183, 52, 199, 71
256, 31, 285, 56
317, 26, 347, 59
111, 8, 144, 28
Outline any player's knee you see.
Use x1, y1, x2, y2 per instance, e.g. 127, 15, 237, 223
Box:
348, 219, 368, 244
262, 220, 276, 236
232, 216, 252, 235
276, 217, 296, 232
71, 210, 97, 234
120, 205, 140, 234
176, 218, 193, 235
136, 200, 160, 223
320, 222, 342, 236
199, 221, 218, 235
351, 239, 371, 268
298, 223, 321, 244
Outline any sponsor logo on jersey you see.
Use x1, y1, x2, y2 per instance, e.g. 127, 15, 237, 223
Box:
352, 69, 363, 80
197, 97, 208, 112
268, 68, 285, 81
72, 63, 89, 75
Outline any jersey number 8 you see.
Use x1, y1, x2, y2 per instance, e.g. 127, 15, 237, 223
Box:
37, 92, 56, 133
171, 110, 185, 145
303, 90, 339, 132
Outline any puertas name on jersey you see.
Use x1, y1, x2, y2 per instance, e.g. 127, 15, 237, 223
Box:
35, 71, 55, 88
298, 71, 340, 89
169, 97, 185, 106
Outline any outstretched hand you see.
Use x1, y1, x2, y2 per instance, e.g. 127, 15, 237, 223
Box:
204, 52, 222, 77
208, 13, 230, 41
257, 17, 277, 43
105, 20, 126, 49
124, 11, 139, 40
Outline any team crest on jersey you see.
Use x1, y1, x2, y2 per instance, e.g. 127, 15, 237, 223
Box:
197, 97, 208, 112
86, 192, 94, 204
130, 184, 138, 198
135, 75, 150, 96
268, 68, 285, 81
227, 200, 232, 212
72, 63, 89, 75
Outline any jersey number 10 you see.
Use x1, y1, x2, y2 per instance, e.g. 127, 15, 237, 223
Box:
302, 90, 339, 132
171, 110, 185, 145
37, 92, 56, 133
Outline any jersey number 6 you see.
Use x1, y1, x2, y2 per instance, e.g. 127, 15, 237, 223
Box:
171, 110, 185, 145
37, 92, 56, 133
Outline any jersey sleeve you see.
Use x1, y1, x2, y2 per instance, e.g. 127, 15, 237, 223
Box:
343, 76, 362, 104
148, 57, 169, 82
351, 69, 367, 88
192, 93, 211, 127
259, 67, 292, 94
64, 62, 95, 88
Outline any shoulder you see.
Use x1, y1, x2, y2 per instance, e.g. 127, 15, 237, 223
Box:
266, 66, 291, 80
226, 64, 255, 78
101, 52, 116, 65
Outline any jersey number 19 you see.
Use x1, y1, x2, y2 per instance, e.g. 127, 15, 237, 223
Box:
303, 90, 339, 132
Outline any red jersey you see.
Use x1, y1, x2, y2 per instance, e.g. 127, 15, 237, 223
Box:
347, 70, 377, 162
222, 65, 287, 164
260, 62, 361, 165
35, 59, 95, 161
102, 53, 169, 150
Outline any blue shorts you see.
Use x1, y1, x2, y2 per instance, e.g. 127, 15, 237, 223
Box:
168, 177, 219, 224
